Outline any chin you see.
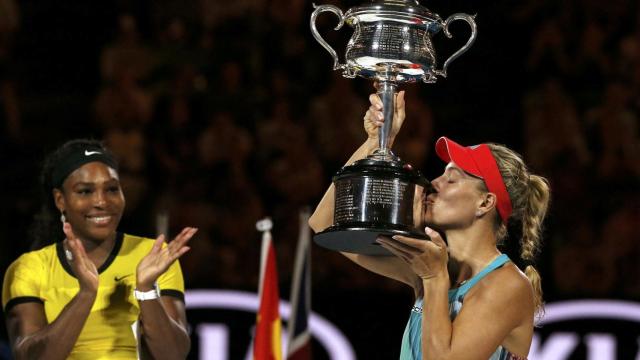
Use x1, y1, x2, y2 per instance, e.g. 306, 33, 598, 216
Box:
423, 216, 445, 231
424, 220, 441, 230
85, 227, 118, 242
423, 211, 435, 226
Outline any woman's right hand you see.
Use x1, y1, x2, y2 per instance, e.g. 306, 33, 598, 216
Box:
364, 90, 406, 145
63, 222, 99, 294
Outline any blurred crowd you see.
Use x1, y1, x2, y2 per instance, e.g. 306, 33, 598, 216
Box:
0, 0, 638, 303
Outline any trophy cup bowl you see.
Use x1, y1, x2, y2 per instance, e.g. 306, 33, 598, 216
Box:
311, 0, 477, 255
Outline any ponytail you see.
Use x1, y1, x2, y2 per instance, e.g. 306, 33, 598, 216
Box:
487, 144, 551, 314
525, 265, 544, 317
521, 174, 550, 313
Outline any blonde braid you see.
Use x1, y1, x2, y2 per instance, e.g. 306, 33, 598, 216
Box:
487, 144, 551, 314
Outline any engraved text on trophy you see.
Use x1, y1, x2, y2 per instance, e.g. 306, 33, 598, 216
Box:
334, 177, 415, 225
346, 22, 436, 71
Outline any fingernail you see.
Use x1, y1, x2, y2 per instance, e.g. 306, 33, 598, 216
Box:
424, 227, 433, 234
378, 113, 384, 120
392, 235, 399, 240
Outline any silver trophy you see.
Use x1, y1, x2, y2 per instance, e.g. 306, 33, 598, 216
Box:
311, 0, 477, 255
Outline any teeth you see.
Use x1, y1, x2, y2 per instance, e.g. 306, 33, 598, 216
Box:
88, 216, 111, 223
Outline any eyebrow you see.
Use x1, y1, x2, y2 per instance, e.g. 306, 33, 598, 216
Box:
72, 179, 120, 187
445, 164, 483, 180
444, 164, 466, 176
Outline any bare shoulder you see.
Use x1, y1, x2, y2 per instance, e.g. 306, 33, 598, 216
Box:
468, 263, 534, 310
450, 262, 536, 357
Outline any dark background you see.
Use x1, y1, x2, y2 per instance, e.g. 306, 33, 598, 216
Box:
0, 0, 638, 359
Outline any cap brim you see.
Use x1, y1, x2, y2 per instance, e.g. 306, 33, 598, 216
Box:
435, 137, 481, 177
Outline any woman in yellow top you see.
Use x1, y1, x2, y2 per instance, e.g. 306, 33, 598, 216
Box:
2, 139, 196, 359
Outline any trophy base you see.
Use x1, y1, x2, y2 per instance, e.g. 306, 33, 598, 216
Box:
314, 225, 429, 256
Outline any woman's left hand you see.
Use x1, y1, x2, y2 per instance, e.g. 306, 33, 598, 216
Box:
136, 227, 197, 290
376, 227, 448, 280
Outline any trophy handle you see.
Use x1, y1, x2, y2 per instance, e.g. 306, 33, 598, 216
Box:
310, 4, 346, 71
433, 13, 477, 78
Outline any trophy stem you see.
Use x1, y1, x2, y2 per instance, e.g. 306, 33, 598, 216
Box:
372, 70, 398, 161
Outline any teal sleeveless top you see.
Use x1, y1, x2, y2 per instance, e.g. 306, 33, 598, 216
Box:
399, 254, 526, 360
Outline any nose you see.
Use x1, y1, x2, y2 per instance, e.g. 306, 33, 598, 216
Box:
93, 191, 107, 207
430, 175, 443, 192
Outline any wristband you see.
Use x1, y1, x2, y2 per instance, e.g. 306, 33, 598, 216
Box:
134, 283, 160, 301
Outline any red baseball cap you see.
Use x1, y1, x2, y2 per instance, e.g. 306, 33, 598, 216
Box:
435, 136, 513, 224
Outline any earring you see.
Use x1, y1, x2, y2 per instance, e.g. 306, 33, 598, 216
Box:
60, 212, 66, 223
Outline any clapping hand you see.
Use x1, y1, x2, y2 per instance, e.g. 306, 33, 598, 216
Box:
136, 227, 197, 290
63, 222, 99, 294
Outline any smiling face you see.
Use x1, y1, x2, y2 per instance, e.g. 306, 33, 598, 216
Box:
423, 162, 488, 229
54, 161, 125, 243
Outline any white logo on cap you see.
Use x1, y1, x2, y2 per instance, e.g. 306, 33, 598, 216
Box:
84, 150, 101, 156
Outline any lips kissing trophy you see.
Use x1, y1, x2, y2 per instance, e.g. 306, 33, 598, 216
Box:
310, 0, 477, 255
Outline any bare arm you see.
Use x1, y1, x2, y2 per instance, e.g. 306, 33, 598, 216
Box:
308, 137, 378, 233
379, 230, 534, 359
6, 224, 98, 359
421, 269, 533, 359
309, 91, 421, 289
138, 296, 190, 359
6, 292, 96, 360
136, 227, 196, 359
